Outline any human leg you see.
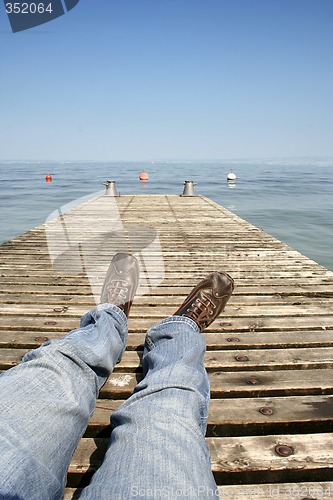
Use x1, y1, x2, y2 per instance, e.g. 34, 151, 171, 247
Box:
0, 304, 127, 500
80, 272, 234, 500
0, 253, 139, 500
80, 316, 217, 499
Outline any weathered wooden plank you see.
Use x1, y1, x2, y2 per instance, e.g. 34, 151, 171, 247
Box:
84, 394, 333, 438
0, 348, 27, 368
1, 247, 314, 260
3, 347, 333, 371
208, 395, 333, 436
3, 292, 333, 306
102, 369, 333, 399
67, 433, 333, 485
1, 294, 333, 328
0, 237, 301, 249
0, 259, 320, 278
216, 482, 333, 500
64, 482, 333, 500
1, 367, 333, 399
2, 284, 333, 299
1, 329, 333, 351
1, 271, 332, 284
0, 248, 314, 260
1, 314, 333, 333
1, 235, 288, 243
209, 432, 333, 482
1, 301, 333, 319
0, 254, 317, 264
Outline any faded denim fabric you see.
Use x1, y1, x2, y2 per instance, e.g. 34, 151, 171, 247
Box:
0, 306, 218, 499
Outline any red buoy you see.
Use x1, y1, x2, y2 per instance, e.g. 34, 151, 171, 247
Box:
45, 174, 53, 182
139, 171, 149, 182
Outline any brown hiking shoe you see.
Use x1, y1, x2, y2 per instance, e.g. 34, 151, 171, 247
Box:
173, 272, 234, 331
100, 253, 139, 318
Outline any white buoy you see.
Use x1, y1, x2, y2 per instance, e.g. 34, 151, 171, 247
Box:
227, 171, 237, 181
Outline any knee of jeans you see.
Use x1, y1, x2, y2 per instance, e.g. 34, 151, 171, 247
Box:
22, 340, 53, 362
143, 334, 206, 366
145, 318, 202, 347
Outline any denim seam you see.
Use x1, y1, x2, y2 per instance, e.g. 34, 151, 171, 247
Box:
158, 316, 200, 332
96, 304, 127, 329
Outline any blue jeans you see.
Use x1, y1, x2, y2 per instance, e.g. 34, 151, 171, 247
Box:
0, 304, 218, 499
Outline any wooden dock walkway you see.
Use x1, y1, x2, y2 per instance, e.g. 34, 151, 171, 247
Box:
1, 194, 333, 499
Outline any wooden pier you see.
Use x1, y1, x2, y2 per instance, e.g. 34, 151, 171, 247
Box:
1, 194, 333, 499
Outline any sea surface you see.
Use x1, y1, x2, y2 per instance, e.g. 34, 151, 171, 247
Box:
0, 159, 332, 271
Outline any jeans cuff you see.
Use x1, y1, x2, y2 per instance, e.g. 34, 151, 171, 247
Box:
96, 303, 128, 328
152, 315, 200, 333
144, 315, 201, 353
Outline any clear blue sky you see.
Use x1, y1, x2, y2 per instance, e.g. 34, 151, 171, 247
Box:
0, 0, 332, 160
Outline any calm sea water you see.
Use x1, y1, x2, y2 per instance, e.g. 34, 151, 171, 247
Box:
0, 159, 332, 270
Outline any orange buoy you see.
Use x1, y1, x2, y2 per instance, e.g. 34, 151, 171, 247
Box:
139, 171, 149, 182
45, 174, 53, 182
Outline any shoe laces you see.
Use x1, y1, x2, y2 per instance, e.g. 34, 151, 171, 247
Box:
186, 293, 216, 321
107, 279, 129, 304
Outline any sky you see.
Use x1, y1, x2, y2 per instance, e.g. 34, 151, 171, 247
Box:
0, 0, 332, 161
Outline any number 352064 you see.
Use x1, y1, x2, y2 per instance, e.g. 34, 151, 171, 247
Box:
6, 3, 53, 14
